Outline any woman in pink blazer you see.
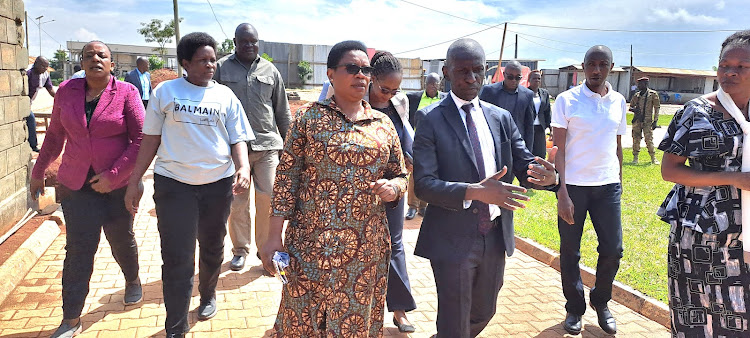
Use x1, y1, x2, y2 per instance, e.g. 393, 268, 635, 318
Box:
30, 41, 145, 338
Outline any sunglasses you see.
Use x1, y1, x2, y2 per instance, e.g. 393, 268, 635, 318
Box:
504, 74, 523, 81
375, 81, 400, 96
336, 64, 374, 76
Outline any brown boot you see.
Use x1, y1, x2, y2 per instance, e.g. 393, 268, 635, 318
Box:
631, 153, 638, 164
650, 153, 660, 165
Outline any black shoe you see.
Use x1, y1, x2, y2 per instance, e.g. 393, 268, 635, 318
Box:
123, 279, 143, 305
197, 297, 217, 320
418, 207, 426, 216
393, 316, 416, 333
405, 208, 417, 220
31, 147, 40, 153
51, 319, 82, 338
230, 255, 245, 271
563, 312, 582, 335
166, 333, 185, 338
591, 303, 617, 334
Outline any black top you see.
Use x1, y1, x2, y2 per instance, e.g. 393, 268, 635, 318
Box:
84, 97, 99, 127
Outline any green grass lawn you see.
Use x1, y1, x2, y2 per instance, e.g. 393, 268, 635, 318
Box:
514, 148, 673, 303
626, 112, 674, 127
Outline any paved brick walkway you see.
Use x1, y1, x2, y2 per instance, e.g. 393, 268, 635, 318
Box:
0, 170, 670, 337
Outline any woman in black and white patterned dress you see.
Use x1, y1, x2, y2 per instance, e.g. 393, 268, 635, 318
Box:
658, 30, 750, 337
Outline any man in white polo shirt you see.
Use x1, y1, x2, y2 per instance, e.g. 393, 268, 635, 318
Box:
551, 45, 625, 336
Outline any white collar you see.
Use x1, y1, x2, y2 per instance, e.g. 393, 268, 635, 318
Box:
581, 80, 613, 99
449, 91, 480, 112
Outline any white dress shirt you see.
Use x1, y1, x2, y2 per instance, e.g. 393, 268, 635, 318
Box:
450, 91, 501, 220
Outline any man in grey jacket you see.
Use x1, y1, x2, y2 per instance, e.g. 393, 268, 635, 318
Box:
214, 23, 291, 271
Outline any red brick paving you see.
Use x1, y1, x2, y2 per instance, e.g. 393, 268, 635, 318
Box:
0, 169, 669, 337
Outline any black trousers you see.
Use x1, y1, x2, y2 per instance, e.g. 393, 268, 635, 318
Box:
60, 184, 139, 319
385, 197, 417, 312
430, 223, 505, 338
558, 183, 623, 315
153, 174, 233, 335
532, 125, 547, 159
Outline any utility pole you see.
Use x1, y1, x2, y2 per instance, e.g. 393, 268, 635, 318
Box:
497, 22, 508, 76
24, 11, 28, 50
34, 15, 54, 57
629, 44, 634, 93
514, 34, 518, 59
173, 0, 182, 77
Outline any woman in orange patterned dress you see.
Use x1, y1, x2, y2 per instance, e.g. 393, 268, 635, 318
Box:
261, 40, 409, 336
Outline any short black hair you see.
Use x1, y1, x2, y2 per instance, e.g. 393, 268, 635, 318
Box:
73, 65, 81, 72
720, 30, 750, 56
371, 50, 402, 78
177, 32, 217, 65
327, 40, 367, 69
80, 40, 112, 58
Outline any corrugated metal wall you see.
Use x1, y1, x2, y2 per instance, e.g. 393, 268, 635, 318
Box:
258, 40, 422, 90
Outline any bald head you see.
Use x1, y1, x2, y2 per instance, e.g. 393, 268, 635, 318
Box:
136, 56, 149, 72
446, 38, 485, 66
425, 72, 440, 85
584, 45, 613, 63
235, 23, 257, 38
32, 56, 49, 74
504, 61, 523, 73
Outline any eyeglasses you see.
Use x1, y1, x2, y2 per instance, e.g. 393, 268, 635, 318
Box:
375, 80, 400, 96
504, 74, 523, 81
336, 64, 374, 76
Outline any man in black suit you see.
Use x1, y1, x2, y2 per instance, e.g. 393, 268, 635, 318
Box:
413, 38, 559, 338
479, 61, 536, 152
124, 56, 151, 108
527, 70, 552, 159
405, 72, 446, 219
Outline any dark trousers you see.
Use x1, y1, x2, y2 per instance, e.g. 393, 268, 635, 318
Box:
60, 184, 139, 319
558, 183, 623, 315
385, 197, 417, 312
153, 174, 233, 335
532, 125, 547, 159
142, 100, 149, 109
26, 111, 38, 150
430, 224, 505, 338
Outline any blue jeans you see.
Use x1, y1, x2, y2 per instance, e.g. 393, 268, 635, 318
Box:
558, 183, 623, 315
26, 111, 38, 150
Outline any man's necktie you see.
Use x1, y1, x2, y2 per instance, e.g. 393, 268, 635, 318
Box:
462, 103, 493, 235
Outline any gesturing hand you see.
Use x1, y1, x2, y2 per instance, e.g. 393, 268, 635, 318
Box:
474, 166, 530, 210
527, 146, 558, 186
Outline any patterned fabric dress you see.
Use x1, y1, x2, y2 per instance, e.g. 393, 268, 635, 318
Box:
271, 98, 408, 337
657, 97, 750, 337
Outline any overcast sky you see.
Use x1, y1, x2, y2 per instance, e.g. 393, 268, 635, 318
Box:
25, 0, 746, 70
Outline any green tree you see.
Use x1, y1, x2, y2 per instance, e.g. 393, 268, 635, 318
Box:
261, 53, 273, 62
218, 39, 234, 55
298, 60, 312, 86
137, 18, 183, 58
50, 49, 67, 83
148, 55, 165, 70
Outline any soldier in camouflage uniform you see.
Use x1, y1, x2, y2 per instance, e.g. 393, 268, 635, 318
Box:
629, 77, 661, 164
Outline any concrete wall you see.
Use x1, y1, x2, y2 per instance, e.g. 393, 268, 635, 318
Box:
0, 0, 31, 237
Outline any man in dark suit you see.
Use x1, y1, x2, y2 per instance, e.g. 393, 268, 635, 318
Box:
479, 61, 536, 152
405, 72, 447, 219
124, 56, 151, 108
413, 38, 559, 338
527, 70, 552, 159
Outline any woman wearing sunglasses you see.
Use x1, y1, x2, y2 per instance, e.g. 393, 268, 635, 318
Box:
262, 41, 408, 336
365, 50, 417, 333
